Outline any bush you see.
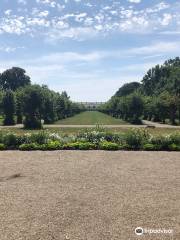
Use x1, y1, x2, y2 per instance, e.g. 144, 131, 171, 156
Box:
168, 143, 180, 151
143, 143, 157, 151
2, 133, 27, 148
119, 144, 131, 150
3, 133, 17, 147
99, 141, 119, 151
125, 129, 150, 149
149, 135, 171, 150
78, 142, 96, 150
169, 133, 180, 145
0, 144, 6, 150
19, 143, 39, 151
28, 131, 48, 144
23, 116, 42, 129
46, 141, 62, 150
63, 142, 96, 150
77, 130, 105, 144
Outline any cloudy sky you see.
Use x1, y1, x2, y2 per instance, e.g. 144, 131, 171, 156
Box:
0, 0, 180, 101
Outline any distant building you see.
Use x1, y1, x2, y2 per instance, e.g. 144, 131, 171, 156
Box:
77, 102, 105, 110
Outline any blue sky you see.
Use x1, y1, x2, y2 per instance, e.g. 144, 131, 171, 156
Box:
0, 0, 180, 101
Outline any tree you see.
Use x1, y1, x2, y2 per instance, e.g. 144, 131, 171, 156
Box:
2, 90, 16, 125
22, 85, 44, 129
0, 67, 31, 91
126, 93, 144, 123
115, 82, 141, 97
41, 85, 57, 124
15, 89, 24, 124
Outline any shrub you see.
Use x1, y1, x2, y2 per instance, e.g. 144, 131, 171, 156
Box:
78, 142, 96, 150
149, 135, 171, 150
19, 143, 39, 151
63, 142, 80, 150
3, 133, 19, 148
77, 128, 125, 145
77, 130, 105, 144
28, 131, 48, 144
46, 141, 62, 150
63, 142, 96, 150
2, 133, 28, 148
99, 141, 119, 151
143, 143, 157, 151
168, 143, 180, 151
125, 129, 150, 149
23, 116, 42, 129
119, 144, 131, 150
0, 144, 6, 150
169, 133, 180, 145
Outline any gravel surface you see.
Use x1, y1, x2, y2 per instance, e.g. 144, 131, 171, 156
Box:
0, 151, 180, 240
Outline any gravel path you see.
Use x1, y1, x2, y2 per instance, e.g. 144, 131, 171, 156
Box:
0, 151, 180, 240
142, 120, 180, 128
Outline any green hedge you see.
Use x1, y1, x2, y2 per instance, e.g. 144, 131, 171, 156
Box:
0, 129, 179, 151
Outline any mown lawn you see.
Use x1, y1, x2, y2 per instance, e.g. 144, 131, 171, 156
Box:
54, 111, 128, 125
0, 126, 179, 136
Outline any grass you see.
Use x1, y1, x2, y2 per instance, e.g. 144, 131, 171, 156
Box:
54, 111, 128, 125
0, 126, 179, 136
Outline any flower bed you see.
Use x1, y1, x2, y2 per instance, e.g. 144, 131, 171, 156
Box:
0, 128, 179, 151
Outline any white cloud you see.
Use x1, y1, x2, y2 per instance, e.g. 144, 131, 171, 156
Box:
18, 0, 27, 5
36, 0, 56, 8
0, 1, 179, 42
161, 13, 172, 26
4, 10, 12, 15
46, 27, 98, 42
0, 46, 24, 53
128, 0, 141, 3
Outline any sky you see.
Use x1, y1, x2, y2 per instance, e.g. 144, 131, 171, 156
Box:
0, 0, 180, 101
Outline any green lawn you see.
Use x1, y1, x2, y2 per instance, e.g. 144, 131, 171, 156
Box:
0, 126, 179, 136
54, 111, 128, 125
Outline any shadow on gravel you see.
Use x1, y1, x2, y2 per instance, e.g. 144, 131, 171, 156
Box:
0, 173, 23, 182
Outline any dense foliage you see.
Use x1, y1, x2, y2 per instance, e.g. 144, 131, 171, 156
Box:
0, 67, 30, 91
100, 57, 180, 125
0, 128, 179, 151
2, 90, 16, 125
0, 67, 84, 128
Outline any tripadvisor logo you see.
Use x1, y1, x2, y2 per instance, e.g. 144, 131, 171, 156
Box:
135, 227, 143, 236
135, 227, 173, 236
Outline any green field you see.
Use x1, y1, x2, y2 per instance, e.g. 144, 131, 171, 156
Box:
0, 126, 179, 136
55, 111, 128, 125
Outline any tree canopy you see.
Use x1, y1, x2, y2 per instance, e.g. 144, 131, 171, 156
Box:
0, 67, 31, 91
100, 57, 180, 125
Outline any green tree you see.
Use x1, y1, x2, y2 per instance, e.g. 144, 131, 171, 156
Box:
22, 85, 44, 129
41, 85, 57, 124
0, 67, 31, 91
2, 90, 16, 125
127, 93, 144, 123
115, 82, 141, 97
15, 89, 24, 124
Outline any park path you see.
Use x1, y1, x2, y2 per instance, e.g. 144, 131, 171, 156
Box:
0, 121, 180, 129
142, 120, 180, 128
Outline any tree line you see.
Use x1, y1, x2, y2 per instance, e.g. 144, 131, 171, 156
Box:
0, 67, 84, 129
99, 57, 180, 125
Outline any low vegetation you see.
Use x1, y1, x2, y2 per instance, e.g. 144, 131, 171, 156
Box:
0, 128, 179, 151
